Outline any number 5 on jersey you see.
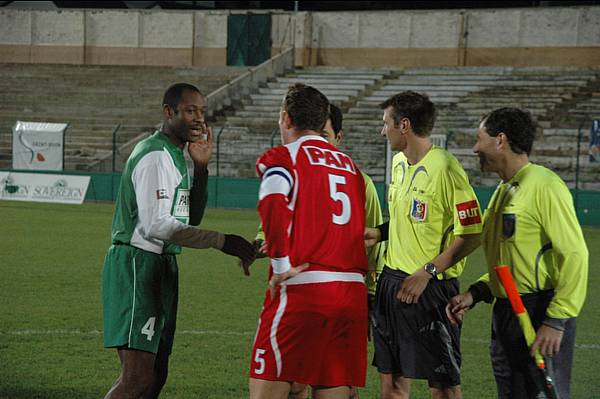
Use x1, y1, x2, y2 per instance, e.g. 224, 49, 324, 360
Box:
254, 348, 266, 374
329, 174, 351, 225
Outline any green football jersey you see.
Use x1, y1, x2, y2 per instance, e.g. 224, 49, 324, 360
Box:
478, 163, 588, 318
111, 131, 190, 255
385, 145, 482, 278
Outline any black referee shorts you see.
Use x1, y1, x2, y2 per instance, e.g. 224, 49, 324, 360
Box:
372, 266, 461, 386
491, 290, 576, 399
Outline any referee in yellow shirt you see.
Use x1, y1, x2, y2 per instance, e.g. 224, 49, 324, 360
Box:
365, 92, 482, 399
447, 108, 589, 399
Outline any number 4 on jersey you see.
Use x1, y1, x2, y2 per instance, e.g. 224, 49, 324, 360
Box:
329, 174, 351, 225
141, 317, 156, 341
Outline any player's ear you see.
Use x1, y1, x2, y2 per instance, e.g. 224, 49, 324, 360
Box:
281, 110, 293, 130
336, 130, 344, 146
400, 117, 411, 134
496, 132, 508, 151
163, 104, 175, 120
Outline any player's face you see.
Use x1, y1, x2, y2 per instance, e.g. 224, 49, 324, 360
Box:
170, 90, 207, 146
474, 121, 499, 172
381, 107, 406, 151
322, 119, 341, 148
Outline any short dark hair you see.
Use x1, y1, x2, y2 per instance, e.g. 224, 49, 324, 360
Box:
163, 83, 202, 110
481, 108, 536, 155
379, 91, 436, 136
282, 83, 329, 132
329, 103, 343, 134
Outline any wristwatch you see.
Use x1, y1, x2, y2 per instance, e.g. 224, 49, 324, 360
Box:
424, 262, 438, 277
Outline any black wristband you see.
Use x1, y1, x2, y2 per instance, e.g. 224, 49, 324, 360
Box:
468, 281, 493, 308
377, 222, 389, 242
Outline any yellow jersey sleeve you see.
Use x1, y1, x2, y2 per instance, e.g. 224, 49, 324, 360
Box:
255, 222, 265, 241
363, 172, 386, 294
443, 158, 483, 237
536, 178, 588, 318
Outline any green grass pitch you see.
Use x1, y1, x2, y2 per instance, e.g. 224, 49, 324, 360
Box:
1, 201, 598, 398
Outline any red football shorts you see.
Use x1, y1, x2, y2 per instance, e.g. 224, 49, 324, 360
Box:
249, 271, 368, 387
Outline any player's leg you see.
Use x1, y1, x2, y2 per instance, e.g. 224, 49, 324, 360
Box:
490, 300, 531, 399
142, 254, 179, 399
349, 386, 359, 399
312, 385, 351, 399
372, 269, 410, 399
547, 318, 576, 399
102, 246, 172, 398
428, 381, 461, 399
379, 373, 410, 399
249, 378, 292, 399
141, 342, 170, 399
104, 348, 156, 399
289, 382, 310, 399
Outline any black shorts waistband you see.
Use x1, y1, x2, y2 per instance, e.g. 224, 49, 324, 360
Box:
381, 265, 457, 282
381, 266, 410, 280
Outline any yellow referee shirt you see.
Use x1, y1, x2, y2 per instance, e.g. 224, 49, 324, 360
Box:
478, 163, 588, 318
385, 145, 482, 278
363, 172, 386, 294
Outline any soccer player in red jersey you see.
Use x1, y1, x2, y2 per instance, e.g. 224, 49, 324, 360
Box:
248, 83, 369, 399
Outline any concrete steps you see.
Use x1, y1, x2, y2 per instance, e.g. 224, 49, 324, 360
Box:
0, 63, 246, 171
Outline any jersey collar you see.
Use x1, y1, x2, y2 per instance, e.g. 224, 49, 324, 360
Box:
292, 134, 328, 146
506, 162, 532, 185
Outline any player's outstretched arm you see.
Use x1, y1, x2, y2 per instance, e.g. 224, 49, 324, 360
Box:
169, 228, 256, 275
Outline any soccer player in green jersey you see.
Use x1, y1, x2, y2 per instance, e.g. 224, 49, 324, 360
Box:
364, 91, 482, 399
446, 107, 589, 399
253, 103, 385, 399
102, 83, 256, 399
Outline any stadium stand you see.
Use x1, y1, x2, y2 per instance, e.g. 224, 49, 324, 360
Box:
0, 63, 246, 171
2, 63, 599, 189
214, 66, 600, 189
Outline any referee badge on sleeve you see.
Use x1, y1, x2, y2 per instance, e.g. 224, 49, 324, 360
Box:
411, 198, 428, 222
502, 213, 516, 238
456, 200, 481, 226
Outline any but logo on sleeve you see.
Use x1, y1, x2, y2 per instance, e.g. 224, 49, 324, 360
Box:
456, 200, 481, 226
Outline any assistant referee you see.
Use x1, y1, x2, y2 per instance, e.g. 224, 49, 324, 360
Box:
447, 107, 589, 399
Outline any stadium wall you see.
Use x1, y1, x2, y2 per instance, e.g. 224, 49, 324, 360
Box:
0, 7, 598, 67
2, 171, 598, 225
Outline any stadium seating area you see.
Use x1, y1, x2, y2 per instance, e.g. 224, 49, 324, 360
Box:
2, 63, 599, 189
0, 63, 246, 171
215, 66, 600, 189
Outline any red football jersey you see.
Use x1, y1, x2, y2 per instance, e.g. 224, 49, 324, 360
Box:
256, 135, 368, 275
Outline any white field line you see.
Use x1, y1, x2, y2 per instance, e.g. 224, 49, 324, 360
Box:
1, 330, 599, 350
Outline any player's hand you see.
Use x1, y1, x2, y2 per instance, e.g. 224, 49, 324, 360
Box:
531, 324, 564, 358
364, 227, 381, 248
253, 239, 268, 259
445, 291, 474, 325
220, 234, 256, 276
268, 263, 309, 299
397, 268, 432, 304
188, 124, 213, 167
